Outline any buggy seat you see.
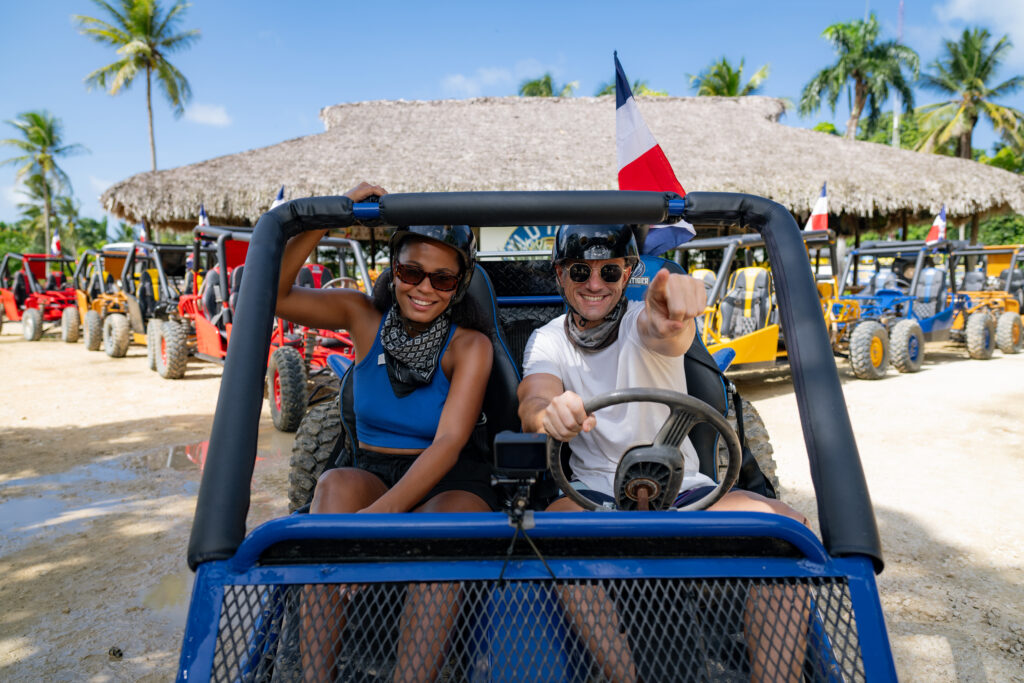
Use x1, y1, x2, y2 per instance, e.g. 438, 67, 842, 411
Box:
44, 271, 66, 291
960, 270, 986, 292
867, 269, 900, 294
911, 267, 946, 318
719, 267, 773, 338
691, 268, 717, 299
12, 271, 30, 307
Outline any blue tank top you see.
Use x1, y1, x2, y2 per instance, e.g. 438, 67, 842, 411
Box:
353, 318, 456, 450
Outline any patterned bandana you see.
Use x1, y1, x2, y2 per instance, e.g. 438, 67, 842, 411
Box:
564, 296, 628, 352
380, 304, 452, 398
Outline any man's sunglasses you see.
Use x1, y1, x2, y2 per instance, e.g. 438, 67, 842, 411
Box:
394, 262, 460, 292
566, 262, 625, 284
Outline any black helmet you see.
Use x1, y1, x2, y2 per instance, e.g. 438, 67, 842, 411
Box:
553, 224, 639, 267
389, 225, 476, 303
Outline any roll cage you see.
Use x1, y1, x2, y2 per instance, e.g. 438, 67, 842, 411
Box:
179, 191, 893, 682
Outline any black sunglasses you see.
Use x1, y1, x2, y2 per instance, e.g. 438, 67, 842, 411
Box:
394, 262, 460, 292
566, 262, 625, 284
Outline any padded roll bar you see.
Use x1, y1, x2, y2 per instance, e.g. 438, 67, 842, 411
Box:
188, 190, 882, 572
683, 192, 882, 570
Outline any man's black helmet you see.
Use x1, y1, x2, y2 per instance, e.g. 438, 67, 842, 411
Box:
553, 224, 639, 267
389, 225, 477, 303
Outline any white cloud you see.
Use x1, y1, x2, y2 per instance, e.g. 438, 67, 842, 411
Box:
934, 0, 1024, 66
440, 58, 569, 98
2, 184, 21, 215
441, 68, 514, 97
185, 103, 232, 127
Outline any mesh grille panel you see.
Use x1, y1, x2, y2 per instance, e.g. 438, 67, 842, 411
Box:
480, 260, 558, 297
210, 576, 864, 682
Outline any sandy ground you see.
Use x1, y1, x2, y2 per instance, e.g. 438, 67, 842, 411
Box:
1, 322, 1022, 681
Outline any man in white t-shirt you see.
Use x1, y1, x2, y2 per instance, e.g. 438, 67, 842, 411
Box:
518, 223, 805, 522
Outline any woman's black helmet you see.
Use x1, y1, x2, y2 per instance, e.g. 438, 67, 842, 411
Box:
389, 225, 477, 303
553, 224, 639, 267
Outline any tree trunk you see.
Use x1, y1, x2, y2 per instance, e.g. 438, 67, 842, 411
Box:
147, 66, 157, 171
959, 113, 977, 160
42, 175, 52, 272
843, 79, 868, 140
969, 213, 979, 245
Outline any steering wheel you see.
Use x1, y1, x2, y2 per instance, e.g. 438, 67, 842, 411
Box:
323, 276, 361, 290
546, 388, 742, 512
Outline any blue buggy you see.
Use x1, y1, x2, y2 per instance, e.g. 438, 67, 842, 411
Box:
178, 191, 895, 681
836, 239, 961, 379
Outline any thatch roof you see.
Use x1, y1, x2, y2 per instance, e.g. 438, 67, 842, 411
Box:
102, 96, 1024, 233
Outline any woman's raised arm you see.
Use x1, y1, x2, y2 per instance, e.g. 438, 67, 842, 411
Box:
275, 182, 386, 330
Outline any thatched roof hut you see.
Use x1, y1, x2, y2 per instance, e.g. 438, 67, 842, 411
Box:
102, 96, 1024, 234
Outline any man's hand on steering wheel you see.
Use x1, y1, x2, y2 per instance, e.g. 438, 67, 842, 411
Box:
541, 390, 596, 442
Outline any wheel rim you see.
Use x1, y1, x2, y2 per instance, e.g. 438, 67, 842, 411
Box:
274, 371, 282, 411
1013, 321, 1021, 346
161, 336, 167, 364
985, 327, 991, 349
870, 335, 884, 367
908, 334, 919, 362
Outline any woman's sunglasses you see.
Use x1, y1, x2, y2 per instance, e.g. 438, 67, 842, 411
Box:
566, 262, 625, 284
394, 262, 460, 292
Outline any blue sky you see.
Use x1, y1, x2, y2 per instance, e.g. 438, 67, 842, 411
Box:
2, 0, 1023, 225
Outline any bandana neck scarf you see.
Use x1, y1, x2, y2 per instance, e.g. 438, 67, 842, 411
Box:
380, 304, 452, 398
564, 296, 628, 352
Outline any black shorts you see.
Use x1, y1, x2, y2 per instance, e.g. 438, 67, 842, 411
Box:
353, 447, 498, 511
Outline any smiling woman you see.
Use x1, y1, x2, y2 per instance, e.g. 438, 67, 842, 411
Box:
273, 181, 497, 680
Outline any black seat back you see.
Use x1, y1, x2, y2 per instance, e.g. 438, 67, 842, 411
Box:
295, 266, 316, 289
138, 271, 156, 319
961, 270, 986, 291
229, 265, 244, 311
12, 271, 29, 307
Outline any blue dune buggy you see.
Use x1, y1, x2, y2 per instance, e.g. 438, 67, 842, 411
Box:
178, 191, 894, 681
836, 239, 963, 379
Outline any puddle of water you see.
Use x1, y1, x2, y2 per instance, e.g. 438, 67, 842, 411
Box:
0, 434, 293, 558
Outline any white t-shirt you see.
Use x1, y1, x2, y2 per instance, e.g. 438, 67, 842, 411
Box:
522, 300, 715, 498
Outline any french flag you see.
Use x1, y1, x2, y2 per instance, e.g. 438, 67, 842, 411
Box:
804, 183, 828, 231
198, 203, 210, 227
615, 52, 694, 255
271, 185, 286, 209
926, 205, 946, 244
50, 232, 61, 255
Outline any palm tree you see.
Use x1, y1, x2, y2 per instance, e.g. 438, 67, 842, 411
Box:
688, 57, 770, 96
75, 0, 200, 171
1, 111, 86, 258
799, 13, 919, 140
594, 79, 668, 97
518, 73, 578, 97
916, 27, 1024, 159
54, 195, 82, 254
